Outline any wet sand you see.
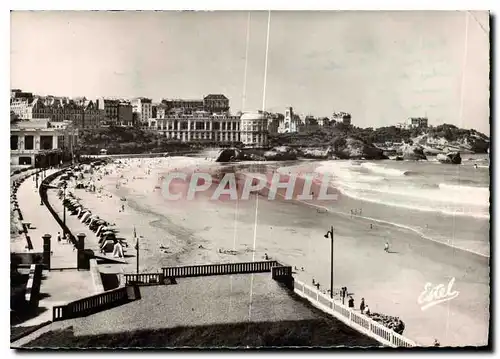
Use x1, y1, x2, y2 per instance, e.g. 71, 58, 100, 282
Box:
73, 157, 489, 347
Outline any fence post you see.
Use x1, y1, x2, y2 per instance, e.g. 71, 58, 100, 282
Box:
316, 289, 319, 302
42, 234, 51, 270
76, 233, 86, 270
390, 331, 395, 346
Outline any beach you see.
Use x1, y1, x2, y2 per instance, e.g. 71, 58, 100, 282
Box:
70, 155, 490, 347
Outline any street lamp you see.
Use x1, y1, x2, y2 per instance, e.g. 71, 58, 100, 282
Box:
324, 226, 335, 299
63, 181, 67, 228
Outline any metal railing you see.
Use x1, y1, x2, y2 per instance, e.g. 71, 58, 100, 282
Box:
162, 260, 282, 278
53, 286, 131, 321
124, 273, 164, 285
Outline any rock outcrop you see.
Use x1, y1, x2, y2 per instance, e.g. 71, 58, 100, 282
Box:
299, 147, 333, 159
398, 144, 427, 161
215, 148, 244, 162
263, 146, 298, 161
332, 137, 387, 160
437, 152, 462, 164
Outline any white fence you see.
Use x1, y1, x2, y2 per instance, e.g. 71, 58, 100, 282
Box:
294, 279, 418, 348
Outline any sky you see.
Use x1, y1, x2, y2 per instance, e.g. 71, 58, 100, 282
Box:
10, 11, 490, 134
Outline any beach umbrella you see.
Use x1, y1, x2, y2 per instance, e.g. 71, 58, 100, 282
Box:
101, 230, 116, 236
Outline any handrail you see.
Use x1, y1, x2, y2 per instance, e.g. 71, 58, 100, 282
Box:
52, 286, 131, 321
294, 279, 417, 348
161, 260, 282, 278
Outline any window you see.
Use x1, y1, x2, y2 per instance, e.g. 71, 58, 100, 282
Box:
25, 135, 34, 150
40, 136, 53, 150
10, 135, 18, 150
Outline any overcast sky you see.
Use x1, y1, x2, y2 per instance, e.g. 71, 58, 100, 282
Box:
11, 11, 490, 134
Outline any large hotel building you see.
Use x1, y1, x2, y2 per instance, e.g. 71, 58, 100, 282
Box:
146, 94, 268, 147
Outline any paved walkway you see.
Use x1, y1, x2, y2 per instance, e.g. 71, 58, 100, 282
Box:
12, 170, 95, 327
15, 169, 82, 268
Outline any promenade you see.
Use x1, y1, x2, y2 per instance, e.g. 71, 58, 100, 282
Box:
11, 169, 95, 327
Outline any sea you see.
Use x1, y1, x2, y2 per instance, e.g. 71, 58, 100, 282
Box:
197, 151, 491, 257
310, 154, 490, 257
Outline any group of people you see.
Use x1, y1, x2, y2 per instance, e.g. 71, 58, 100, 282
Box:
350, 208, 363, 217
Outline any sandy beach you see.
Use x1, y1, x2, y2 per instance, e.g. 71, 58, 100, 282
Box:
69, 156, 489, 347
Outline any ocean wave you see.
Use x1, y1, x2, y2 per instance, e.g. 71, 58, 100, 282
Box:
336, 185, 489, 220
312, 161, 489, 219
361, 163, 410, 176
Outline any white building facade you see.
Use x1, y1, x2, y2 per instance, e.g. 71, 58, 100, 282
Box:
10, 119, 78, 166
147, 113, 241, 143
240, 112, 269, 147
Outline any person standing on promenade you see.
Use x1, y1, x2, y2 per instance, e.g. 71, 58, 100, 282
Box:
360, 298, 366, 313
348, 296, 354, 309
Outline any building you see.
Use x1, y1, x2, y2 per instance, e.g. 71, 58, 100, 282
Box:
278, 107, 300, 133
406, 117, 429, 129
161, 99, 204, 114
161, 94, 230, 115
203, 94, 230, 114
10, 97, 35, 120
240, 112, 269, 147
11, 89, 33, 100
147, 112, 240, 143
332, 112, 351, 125
118, 101, 134, 127
10, 119, 78, 166
82, 100, 102, 129
267, 113, 283, 134
153, 103, 168, 119
131, 97, 153, 124
96, 98, 119, 125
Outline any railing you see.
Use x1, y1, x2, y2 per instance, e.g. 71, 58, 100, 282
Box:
162, 260, 282, 278
52, 286, 133, 321
271, 265, 292, 279
293, 279, 417, 348
124, 273, 164, 286
39, 168, 78, 247
25, 264, 43, 306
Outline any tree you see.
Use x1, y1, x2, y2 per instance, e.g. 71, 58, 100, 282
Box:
10, 111, 20, 124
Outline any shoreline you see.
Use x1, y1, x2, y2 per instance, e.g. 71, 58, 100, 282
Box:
72, 156, 489, 347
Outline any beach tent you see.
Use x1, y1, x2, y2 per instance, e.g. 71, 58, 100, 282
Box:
100, 239, 114, 253
81, 212, 92, 223
89, 216, 100, 226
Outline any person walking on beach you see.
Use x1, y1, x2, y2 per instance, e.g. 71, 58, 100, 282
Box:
57, 232, 61, 243
384, 241, 390, 253
360, 298, 366, 313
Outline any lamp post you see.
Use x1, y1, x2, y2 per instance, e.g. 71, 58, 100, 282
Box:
63, 181, 67, 228
324, 226, 335, 299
